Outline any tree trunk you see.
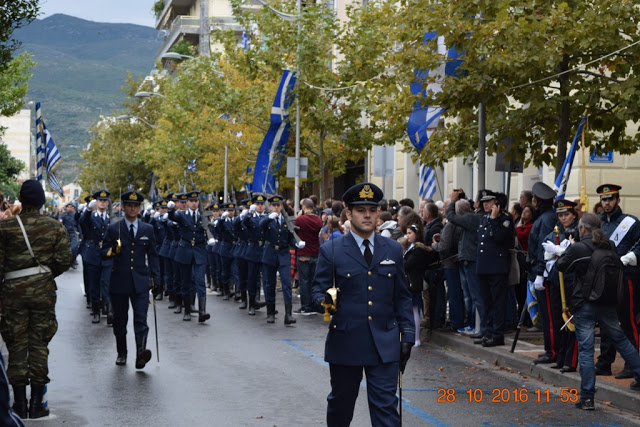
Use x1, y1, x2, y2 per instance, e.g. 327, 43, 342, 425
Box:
555, 54, 571, 179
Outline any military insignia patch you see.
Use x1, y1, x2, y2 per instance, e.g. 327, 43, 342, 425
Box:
129, 193, 138, 201
100, 191, 107, 197
359, 185, 374, 199
502, 220, 511, 228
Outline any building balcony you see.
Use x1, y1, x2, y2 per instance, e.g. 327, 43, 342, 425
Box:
155, 0, 197, 30
155, 15, 201, 61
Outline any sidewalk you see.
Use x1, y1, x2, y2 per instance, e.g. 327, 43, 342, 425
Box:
425, 326, 640, 414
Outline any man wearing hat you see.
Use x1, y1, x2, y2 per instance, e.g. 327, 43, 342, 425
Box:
260, 195, 303, 324
59, 203, 80, 269
214, 202, 237, 300
235, 199, 252, 309
102, 191, 160, 368
243, 194, 267, 314
205, 202, 222, 295
150, 200, 168, 300
527, 182, 560, 364
78, 194, 94, 308
167, 191, 210, 322
593, 184, 640, 378
473, 190, 515, 347
0, 179, 73, 418
311, 182, 413, 426
80, 189, 114, 324
540, 199, 580, 372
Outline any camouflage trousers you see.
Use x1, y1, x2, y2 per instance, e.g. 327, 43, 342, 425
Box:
0, 282, 57, 386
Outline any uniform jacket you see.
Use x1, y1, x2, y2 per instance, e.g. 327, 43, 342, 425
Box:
476, 211, 514, 276
311, 233, 414, 365
242, 212, 265, 261
232, 215, 249, 260
79, 210, 110, 266
601, 207, 640, 276
0, 208, 72, 291
102, 220, 160, 295
527, 205, 557, 281
150, 216, 166, 252
169, 210, 207, 265
214, 217, 234, 257
260, 214, 296, 267
59, 211, 79, 235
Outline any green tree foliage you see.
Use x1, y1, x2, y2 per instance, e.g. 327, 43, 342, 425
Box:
0, 141, 25, 190
0, 0, 38, 70
373, 0, 640, 172
0, 52, 34, 116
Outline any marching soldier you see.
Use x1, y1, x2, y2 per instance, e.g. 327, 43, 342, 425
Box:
150, 200, 168, 300
206, 202, 222, 294
594, 184, 640, 378
215, 203, 236, 300
235, 199, 252, 309
260, 195, 303, 325
59, 203, 80, 268
170, 193, 188, 314
159, 193, 177, 309
79, 189, 113, 324
168, 191, 210, 322
102, 191, 160, 368
243, 194, 267, 315
311, 182, 413, 426
78, 195, 94, 308
0, 180, 72, 419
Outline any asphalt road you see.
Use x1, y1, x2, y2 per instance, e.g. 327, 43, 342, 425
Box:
14, 265, 640, 426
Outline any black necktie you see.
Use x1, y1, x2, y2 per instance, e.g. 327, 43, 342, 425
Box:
192, 211, 196, 223
130, 224, 135, 240
363, 239, 373, 266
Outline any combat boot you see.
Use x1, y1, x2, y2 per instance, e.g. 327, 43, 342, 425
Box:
284, 304, 296, 325
12, 385, 27, 419
92, 302, 101, 323
135, 336, 152, 370
167, 293, 177, 309
223, 283, 231, 300
266, 304, 276, 324
106, 303, 113, 325
28, 384, 49, 419
173, 295, 182, 314
239, 291, 248, 309
183, 296, 191, 321
154, 284, 163, 301
214, 278, 223, 296
248, 295, 256, 316
115, 335, 127, 366
190, 295, 197, 313
198, 296, 210, 323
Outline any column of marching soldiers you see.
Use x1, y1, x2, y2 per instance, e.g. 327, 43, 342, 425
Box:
76, 189, 299, 326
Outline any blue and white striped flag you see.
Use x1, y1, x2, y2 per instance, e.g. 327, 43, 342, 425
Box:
553, 117, 587, 200
35, 102, 64, 197
252, 70, 297, 194
419, 164, 437, 199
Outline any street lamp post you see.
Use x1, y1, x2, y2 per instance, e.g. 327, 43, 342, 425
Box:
116, 115, 155, 128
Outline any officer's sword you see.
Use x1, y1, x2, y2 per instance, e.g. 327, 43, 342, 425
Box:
399, 333, 403, 425
151, 277, 160, 362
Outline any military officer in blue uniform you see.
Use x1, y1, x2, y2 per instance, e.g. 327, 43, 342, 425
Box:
311, 182, 414, 427
79, 190, 113, 324
473, 190, 514, 347
78, 195, 94, 308
235, 199, 252, 309
260, 195, 301, 325
168, 191, 210, 322
169, 193, 188, 314
243, 194, 267, 315
158, 193, 177, 308
59, 203, 80, 268
102, 191, 160, 369
594, 184, 640, 378
150, 199, 168, 300
205, 203, 222, 295
215, 203, 236, 300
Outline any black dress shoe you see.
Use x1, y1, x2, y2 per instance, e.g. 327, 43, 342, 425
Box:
630, 381, 640, 391
575, 398, 594, 410
533, 355, 553, 364
595, 366, 612, 376
482, 338, 505, 347
550, 363, 564, 369
115, 353, 127, 366
473, 337, 487, 345
469, 332, 484, 339
560, 366, 576, 373
615, 368, 633, 379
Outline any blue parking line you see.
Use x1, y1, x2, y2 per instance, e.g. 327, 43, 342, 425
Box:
282, 339, 453, 427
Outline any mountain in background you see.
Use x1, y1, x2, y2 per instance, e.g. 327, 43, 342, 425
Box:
14, 14, 161, 183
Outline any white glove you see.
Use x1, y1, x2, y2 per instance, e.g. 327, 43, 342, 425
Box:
533, 275, 545, 291
207, 238, 215, 246
153, 212, 160, 219
88, 199, 96, 209
249, 204, 256, 213
621, 252, 637, 266
162, 213, 168, 220
544, 250, 555, 261
269, 212, 278, 220
295, 240, 306, 249
221, 211, 229, 219
213, 219, 219, 226
167, 201, 175, 209
240, 209, 248, 219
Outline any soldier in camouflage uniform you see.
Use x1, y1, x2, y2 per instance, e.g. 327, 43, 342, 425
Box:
0, 180, 72, 419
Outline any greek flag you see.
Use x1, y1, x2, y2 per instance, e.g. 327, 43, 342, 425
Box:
251, 70, 297, 194
35, 102, 64, 196
553, 117, 587, 200
419, 164, 437, 199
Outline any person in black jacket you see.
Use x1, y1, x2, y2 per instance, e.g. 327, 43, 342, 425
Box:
557, 213, 640, 410
402, 218, 430, 346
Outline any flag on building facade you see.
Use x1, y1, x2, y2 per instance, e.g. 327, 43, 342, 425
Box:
419, 164, 437, 199
553, 117, 587, 200
251, 70, 297, 195
35, 102, 64, 196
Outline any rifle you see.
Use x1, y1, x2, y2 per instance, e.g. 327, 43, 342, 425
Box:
281, 209, 301, 244
189, 176, 213, 241
510, 303, 530, 353
150, 277, 160, 363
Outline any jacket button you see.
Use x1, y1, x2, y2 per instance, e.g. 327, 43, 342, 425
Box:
131, 251, 134, 254
130, 267, 134, 270
388, 273, 392, 277
347, 273, 351, 278
480, 250, 484, 253
368, 316, 372, 320
368, 301, 373, 306
368, 271, 372, 276
368, 286, 372, 291
333, 325, 337, 329
131, 258, 134, 262
132, 243, 135, 246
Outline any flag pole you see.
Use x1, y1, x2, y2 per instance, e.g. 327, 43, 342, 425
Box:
580, 116, 589, 212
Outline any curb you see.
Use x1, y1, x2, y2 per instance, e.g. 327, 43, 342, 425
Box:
428, 330, 640, 414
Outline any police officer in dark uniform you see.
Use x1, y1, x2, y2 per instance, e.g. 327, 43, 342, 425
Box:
474, 190, 514, 347
260, 195, 301, 324
244, 194, 267, 315
311, 182, 414, 427
528, 182, 559, 364
168, 191, 210, 322
102, 191, 160, 368
594, 184, 640, 378
79, 190, 113, 324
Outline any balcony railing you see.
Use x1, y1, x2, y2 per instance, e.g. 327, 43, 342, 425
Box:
155, 15, 201, 58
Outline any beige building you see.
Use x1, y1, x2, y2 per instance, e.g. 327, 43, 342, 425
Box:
0, 108, 33, 181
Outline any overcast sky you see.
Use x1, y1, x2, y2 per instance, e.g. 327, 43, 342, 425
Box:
39, 0, 156, 27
